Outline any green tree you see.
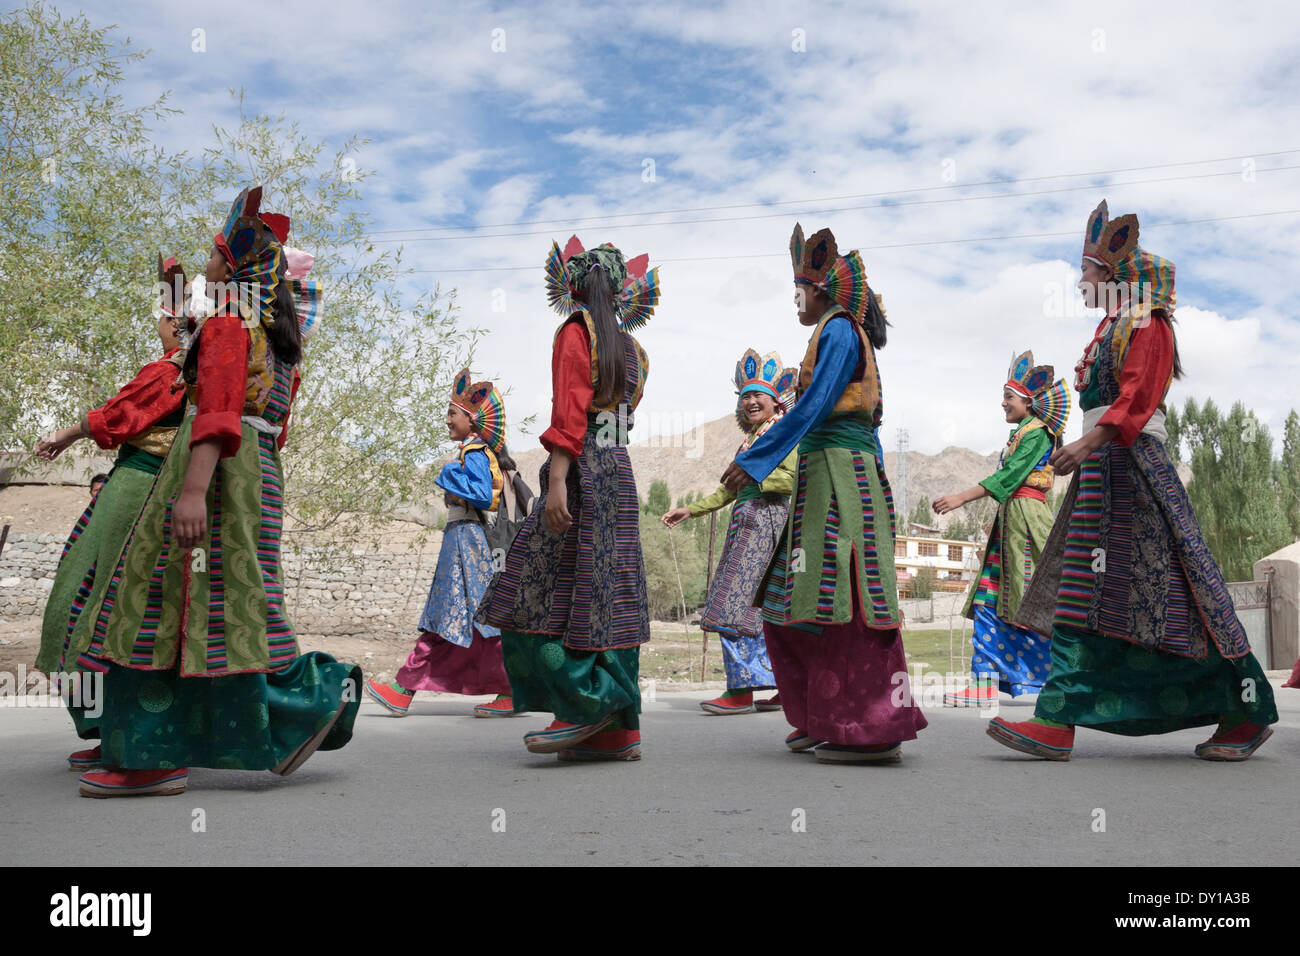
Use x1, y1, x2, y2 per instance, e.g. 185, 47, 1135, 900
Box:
906, 497, 932, 529
1180, 398, 1291, 580
645, 478, 671, 516
639, 511, 705, 620
1278, 409, 1300, 538
0, 3, 485, 549
914, 565, 937, 600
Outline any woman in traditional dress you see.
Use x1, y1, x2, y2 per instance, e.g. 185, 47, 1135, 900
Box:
477, 236, 659, 762
721, 224, 928, 763
366, 370, 519, 717
932, 351, 1069, 706
34, 255, 189, 767
661, 349, 797, 715
75, 186, 360, 797
988, 200, 1278, 761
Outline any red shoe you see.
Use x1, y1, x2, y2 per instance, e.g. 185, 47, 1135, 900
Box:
473, 695, 518, 718
755, 694, 783, 712
944, 684, 998, 707
524, 717, 612, 754
1195, 722, 1273, 761
365, 678, 413, 716
559, 729, 642, 762
785, 729, 823, 752
986, 717, 1073, 760
68, 745, 104, 771
700, 691, 755, 715
79, 767, 189, 798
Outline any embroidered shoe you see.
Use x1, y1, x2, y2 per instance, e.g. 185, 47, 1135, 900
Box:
1194, 722, 1273, 761
79, 767, 189, 798
700, 691, 755, 715
755, 694, 783, 712
813, 742, 902, 764
523, 717, 613, 754
558, 729, 642, 762
943, 684, 998, 708
987, 717, 1073, 760
366, 678, 413, 716
473, 694, 518, 718
785, 729, 823, 752
68, 745, 104, 772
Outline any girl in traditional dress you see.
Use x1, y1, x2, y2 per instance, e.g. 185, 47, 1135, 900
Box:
721, 224, 927, 763
661, 349, 797, 715
366, 370, 519, 717
477, 236, 659, 762
75, 186, 360, 797
932, 351, 1069, 706
988, 200, 1277, 761
34, 255, 189, 767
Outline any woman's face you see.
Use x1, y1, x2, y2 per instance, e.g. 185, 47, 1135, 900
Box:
741, 390, 777, 426
156, 311, 181, 351
446, 404, 473, 441
795, 283, 827, 326
205, 246, 233, 286
1001, 387, 1031, 423
1078, 258, 1113, 311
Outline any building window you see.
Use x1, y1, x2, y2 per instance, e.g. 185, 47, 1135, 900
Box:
918, 541, 938, 557
948, 544, 964, 562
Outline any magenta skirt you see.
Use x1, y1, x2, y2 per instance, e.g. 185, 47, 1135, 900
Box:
395, 629, 511, 696
765, 620, 928, 746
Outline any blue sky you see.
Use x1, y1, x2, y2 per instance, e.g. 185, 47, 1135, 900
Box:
70, 0, 1300, 458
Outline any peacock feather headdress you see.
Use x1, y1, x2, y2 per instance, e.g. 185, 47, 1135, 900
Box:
1082, 199, 1175, 321
544, 235, 661, 332
1006, 349, 1070, 439
450, 368, 508, 455
790, 223, 880, 323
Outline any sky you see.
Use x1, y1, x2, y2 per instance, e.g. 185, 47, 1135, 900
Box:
67, 0, 1300, 460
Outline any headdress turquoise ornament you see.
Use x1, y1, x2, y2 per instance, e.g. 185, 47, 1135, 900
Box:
734, 348, 797, 431
544, 235, 661, 332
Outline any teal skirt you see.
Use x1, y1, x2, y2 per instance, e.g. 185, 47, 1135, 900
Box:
501, 630, 640, 729
97, 652, 361, 770
1034, 624, 1278, 735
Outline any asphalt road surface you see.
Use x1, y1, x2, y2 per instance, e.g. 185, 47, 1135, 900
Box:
2, 682, 1295, 866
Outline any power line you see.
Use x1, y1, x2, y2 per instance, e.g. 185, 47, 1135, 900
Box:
400, 207, 1300, 275
369, 163, 1300, 244
366, 148, 1300, 239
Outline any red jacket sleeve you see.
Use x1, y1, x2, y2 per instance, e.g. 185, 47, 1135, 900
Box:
1097, 317, 1175, 447
190, 313, 249, 458
539, 319, 595, 458
86, 350, 185, 449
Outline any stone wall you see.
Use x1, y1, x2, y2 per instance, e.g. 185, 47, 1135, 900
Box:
0, 531, 444, 638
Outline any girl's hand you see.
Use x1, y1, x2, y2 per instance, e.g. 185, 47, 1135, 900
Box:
35, 430, 78, 461
544, 480, 572, 534
1050, 436, 1095, 476
720, 461, 752, 492
172, 490, 208, 549
662, 506, 691, 528
932, 494, 964, 515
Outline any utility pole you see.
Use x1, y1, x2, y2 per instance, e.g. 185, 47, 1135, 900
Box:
896, 428, 909, 524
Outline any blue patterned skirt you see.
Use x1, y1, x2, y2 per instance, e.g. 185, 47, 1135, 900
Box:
970, 604, 1050, 697
701, 497, 785, 689
418, 520, 501, 647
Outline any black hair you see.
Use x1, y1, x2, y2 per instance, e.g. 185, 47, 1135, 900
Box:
1153, 311, 1185, 380
267, 250, 302, 367
494, 439, 517, 473
862, 286, 889, 350
582, 264, 627, 407
90, 473, 109, 487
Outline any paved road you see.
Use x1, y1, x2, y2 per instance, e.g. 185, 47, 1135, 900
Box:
2, 682, 1295, 866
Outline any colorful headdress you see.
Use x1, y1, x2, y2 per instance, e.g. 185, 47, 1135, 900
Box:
1006, 350, 1070, 439
1082, 200, 1175, 320
156, 253, 187, 319
734, 349, 797, 431
789, 223, 878, 323
545, 235, 661, 332
283, 246, 321, 342
450, 368, 507, 454
214, 186, 285, 332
